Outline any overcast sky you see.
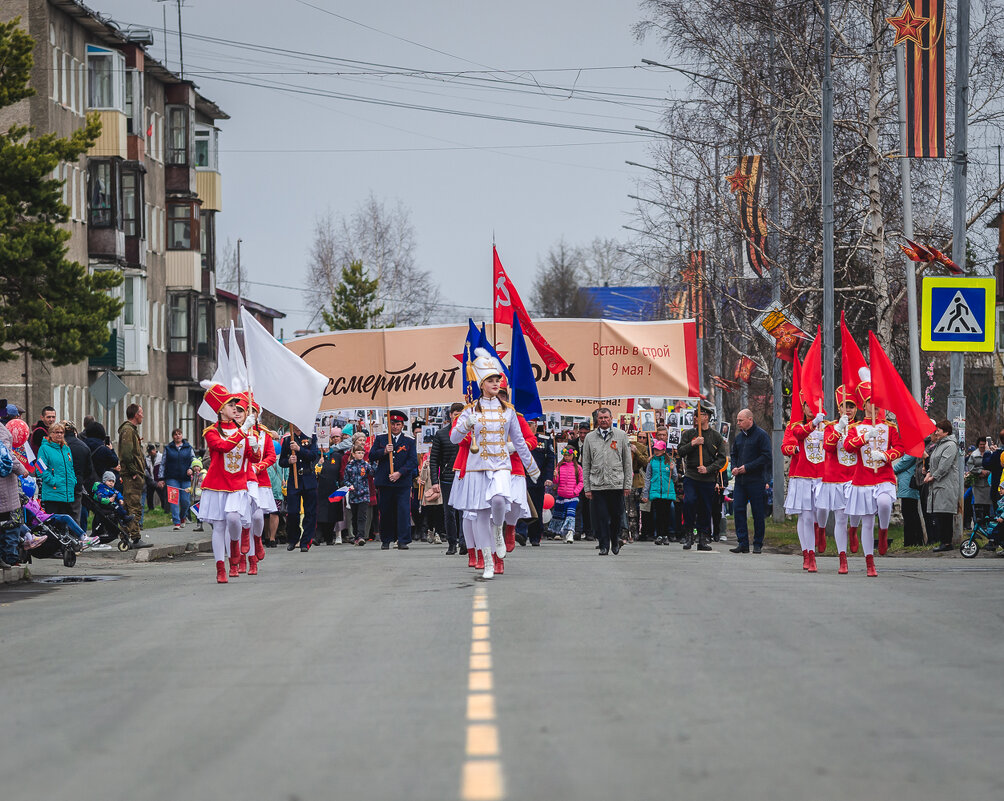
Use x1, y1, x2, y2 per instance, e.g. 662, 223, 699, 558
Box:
93, 0, 681, 336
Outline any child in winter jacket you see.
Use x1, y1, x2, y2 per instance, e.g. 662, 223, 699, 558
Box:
550, 447, 583, 542
343, 443, 374, 546
642, 440, 678, 544
92, 471, 134, 523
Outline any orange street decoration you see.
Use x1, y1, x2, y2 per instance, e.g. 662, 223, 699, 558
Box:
754, 303, 810, 363
733, 355, 757, 383
886, 2, 929, 46
726, 154, 769, 277
891, 0, 946, 158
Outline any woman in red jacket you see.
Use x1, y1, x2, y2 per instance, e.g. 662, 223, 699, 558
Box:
197, 382, 253, 584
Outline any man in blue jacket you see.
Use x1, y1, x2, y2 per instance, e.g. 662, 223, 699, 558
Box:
280, 424, 320, 551
729, 408, 772, 553
369, 410, 418, 550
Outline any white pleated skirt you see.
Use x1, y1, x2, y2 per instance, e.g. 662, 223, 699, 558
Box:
814, 481, 850, 512
509, 474, 532, 520
784, 476, 818, 515
449, 469, 514, 512
257, 485, 278, 513
845, 482, 896, 517
198, 487, 251, 526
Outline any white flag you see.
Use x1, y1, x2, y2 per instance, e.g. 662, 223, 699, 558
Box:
240, 306, 327, 433
228, 321, 249, 392
197, 329, 231, 423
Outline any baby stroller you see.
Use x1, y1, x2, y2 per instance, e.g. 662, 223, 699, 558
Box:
14, 500, 83, 568
81, 486, 132, 551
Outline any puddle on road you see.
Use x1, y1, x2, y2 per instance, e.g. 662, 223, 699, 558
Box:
35, 575, 124, 584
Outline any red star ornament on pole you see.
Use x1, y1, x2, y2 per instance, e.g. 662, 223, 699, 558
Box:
725, 166, 749, 194
886, 2, 929, 47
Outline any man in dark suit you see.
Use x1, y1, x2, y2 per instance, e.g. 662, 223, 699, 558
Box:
729, 408, 772, 553
279, 424, 320, 551
369, 410, 418, 550
429, 402, 464, 554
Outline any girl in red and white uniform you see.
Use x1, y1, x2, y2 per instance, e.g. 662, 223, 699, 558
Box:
197, 382, 253, 584
842, 376, 904, 577
233, 395, 276, 576
783, 392, 826, 573
497, 386, 537, 567
449, 349, 540, 580
817, 385, 859, 574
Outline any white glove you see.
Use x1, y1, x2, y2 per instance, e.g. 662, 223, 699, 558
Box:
812, 412, 825, 426
865, 428, 879, 442
872, 450, 888, 464
240, 416, 255, 435
506, 441, 516, 454
836, 415, 849, 434
856, 425, 872, 439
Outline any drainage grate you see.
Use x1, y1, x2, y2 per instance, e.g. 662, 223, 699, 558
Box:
35, 575, 124, 584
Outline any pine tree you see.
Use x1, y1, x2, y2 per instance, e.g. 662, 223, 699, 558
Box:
321, 260, 385, 330
0, 18, 122, 366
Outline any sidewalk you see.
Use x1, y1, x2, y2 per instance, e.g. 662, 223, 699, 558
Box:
83, 522, 212, 563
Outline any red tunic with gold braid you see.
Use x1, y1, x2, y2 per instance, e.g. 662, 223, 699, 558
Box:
252, 431, 277, 485
843, 412, 904, 486
202, 422, 250, 492
783, 421, 823, 480
822, 422, 858, 483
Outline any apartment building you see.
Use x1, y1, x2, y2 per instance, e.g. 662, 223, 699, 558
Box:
0, 0, 227, 443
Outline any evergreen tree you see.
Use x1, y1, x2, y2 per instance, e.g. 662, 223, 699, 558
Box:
0, 18, 122, 366
321, 260, 384, 330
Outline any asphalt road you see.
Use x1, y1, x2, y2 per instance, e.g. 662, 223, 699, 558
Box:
2, 541, 1003, 801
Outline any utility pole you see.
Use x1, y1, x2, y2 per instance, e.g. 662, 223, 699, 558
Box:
768, 18, 784, 521
713, 144, 724, 423
896, 45, 922, 401
949, 0, 970, 543
236, 238, 243, 312
821, 0, 835, 416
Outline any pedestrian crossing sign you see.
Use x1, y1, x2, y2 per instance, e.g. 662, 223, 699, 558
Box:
921, 277, 996, 352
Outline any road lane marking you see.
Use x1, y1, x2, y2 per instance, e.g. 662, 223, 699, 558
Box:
462, 586, 504, 801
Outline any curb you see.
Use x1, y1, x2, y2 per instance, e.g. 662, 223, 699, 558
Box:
134, 538, 213, 563
1, 565, 29, 584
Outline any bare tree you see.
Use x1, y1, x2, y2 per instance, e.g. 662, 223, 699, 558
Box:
305, 194, 442, 327
216, 238, 239, 293
530, 239, 601, 317
580, 237, 633, 287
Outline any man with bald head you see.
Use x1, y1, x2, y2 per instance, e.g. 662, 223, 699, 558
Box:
729, 408, 772, 553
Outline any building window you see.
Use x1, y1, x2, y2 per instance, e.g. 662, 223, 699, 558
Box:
166, 105, 190, 165
51, 46, 59, 100
200, 210, 215, 270
125, 69, 143, 134
121, 169, 143, 237
169, 295, 190, 352
194, 125, 218, 170
196, 299, 211, 355
89, 160, 119, 228
119, 274, 149, 372
86, 45, 126, 111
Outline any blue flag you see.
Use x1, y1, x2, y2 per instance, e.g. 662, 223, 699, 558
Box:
508, 314, 542, 420
462, 319, 510, 401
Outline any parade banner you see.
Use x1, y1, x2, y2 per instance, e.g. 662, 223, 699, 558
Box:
888, 0, 946, 158
287, 319, 700, 412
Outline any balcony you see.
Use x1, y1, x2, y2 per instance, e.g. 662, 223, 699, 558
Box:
196, 171, 222, 212
89, 329, 125, 370
87, 110, 128, 160
166, 250, 201, 291
167, 351, 199, 384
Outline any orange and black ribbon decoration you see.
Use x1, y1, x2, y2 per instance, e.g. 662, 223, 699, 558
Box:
682, 251, 706, 337
889, 1, 946, 158
725, 155, 769, 276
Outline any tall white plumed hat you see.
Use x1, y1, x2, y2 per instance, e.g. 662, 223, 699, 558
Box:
469, 347, 505, 385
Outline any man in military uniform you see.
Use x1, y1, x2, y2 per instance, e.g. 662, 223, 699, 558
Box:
370, 410, 418, 550
117, 403, 147, 547
279, 423, 320, 551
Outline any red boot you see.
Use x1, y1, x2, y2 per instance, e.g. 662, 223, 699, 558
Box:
866, 554, 878, 577
493, 553, 505, 575
806, 550, 817, 573
816, 524, 826, 553
468, 549, 477, 568
254, 535, 265, 561
878, 528, 888, 556
240, 527, 250, 555
503, 524, 516, 553
838, 551, 848, 574
216, 560, 228, 584
228, 553, 239, 578
475, 550, 485, 570
238, 553, 247, 574
848, 526, 859, 553
802, 549, 809, 570
247, 554, 258, 576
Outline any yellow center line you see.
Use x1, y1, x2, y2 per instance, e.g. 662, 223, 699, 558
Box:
462, 587, 504, 801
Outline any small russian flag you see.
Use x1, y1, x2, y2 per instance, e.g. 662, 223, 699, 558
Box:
328, 486, 351, 503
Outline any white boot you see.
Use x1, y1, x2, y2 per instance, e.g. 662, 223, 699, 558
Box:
335, 533, 343, 545
565, 531, 574, 544
481, 548, 495, 580
493, 525, 506, 558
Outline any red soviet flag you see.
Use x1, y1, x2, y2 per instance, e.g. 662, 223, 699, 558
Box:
492, 246, 568, 374
868, 331, 933, 457
800, 326, 824, 415
840, 311, 868, 394
790, 351, 804, 424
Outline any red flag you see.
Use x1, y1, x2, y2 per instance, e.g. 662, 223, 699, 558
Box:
492, 246, 569, 374
734, 355, 756, 383
790, 351, 804, 424
166, 486, 179, 505
927, 245, 963, 275
146, 122, 153, 138
868, 330, 934, 457
800, 326, 824, 414
840, 311, 869, 395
